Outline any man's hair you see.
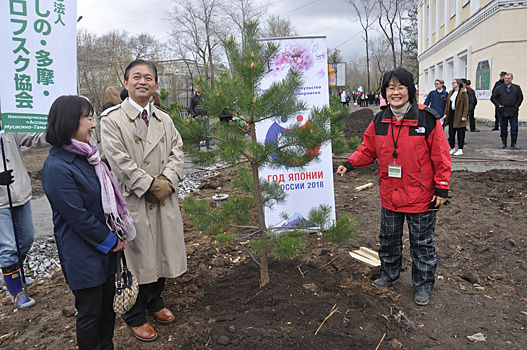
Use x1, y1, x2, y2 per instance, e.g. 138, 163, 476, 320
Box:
467, 80, 471, 86
435, 79, 444, 85
124, 59, 158, 82
46, 96, 94, 146
454, 78, 464, 89
381, 67, 416, 103
506, 73, 513, 78
461, 78, 468, 85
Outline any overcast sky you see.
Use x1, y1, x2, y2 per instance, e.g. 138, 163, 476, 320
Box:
77, 0, 367, 61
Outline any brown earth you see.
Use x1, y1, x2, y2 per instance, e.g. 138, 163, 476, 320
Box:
1, 108, 527, 349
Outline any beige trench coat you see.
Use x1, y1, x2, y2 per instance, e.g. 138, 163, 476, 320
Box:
100, 99, 186, 285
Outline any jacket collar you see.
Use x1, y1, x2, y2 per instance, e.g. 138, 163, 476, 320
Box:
381, 101, 419, 124
49, 145, 77, 163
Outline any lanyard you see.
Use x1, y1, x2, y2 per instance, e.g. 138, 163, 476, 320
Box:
390, 105, 410, 161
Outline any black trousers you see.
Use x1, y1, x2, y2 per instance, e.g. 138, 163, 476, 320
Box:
72, 275, 116, 350
448, 110, 466, 149
121, 278, 166, 327
468, 109, 476, 131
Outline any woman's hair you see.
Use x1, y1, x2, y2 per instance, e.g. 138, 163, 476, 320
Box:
381, 67, 416, 103
46, 95, 93, 146
454, 78, 464, 89
152, 91, 161, 106
105, 87, 121, 105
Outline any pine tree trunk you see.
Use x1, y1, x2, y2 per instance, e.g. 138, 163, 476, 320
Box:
249, 131, 269, 287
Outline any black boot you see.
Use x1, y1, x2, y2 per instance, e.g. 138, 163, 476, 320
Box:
500, 137, 507, 149
511, 135, 519, 150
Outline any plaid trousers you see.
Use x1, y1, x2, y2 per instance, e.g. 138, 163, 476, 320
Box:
378, 207, 437, 293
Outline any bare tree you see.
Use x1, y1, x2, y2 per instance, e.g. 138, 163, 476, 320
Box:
260, 14, 299, 38
220, 0, 270, 41
377, 0, 408, 69
344, 0, 376, 91
167, 0, 224, 86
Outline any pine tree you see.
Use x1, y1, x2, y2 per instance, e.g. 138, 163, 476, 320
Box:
174, 21, 355, 287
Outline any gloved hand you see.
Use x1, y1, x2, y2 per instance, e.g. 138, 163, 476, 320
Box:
0, 170, 14, 186
148, 175, 175, 202
145, 191, 160, 204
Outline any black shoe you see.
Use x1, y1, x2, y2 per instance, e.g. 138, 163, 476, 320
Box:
372, 278, 395, 288
470, 129, 480, 132
512, 144, 519, 150
492, 127, 499, 131
414, 291, 430, 306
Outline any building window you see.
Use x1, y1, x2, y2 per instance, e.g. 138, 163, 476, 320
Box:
430, 66, 436, 91
424, 69, 429, 94
437, 63, 444, 82
426, 4, 430, 39
432, 0, 436, 33
450, 0, 456, 18
441, 0, 446, 26
446, 59, 454, 85
458, 53, 468, 78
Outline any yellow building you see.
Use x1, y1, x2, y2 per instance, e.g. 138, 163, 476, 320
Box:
418, 0, 527, 124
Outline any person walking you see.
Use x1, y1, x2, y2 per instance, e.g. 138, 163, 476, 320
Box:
189, 87, 210, 149
423, 79, 448, 118
340, 90, 347, 107
337, 67, 451, 306
443, 79, 469, 156
43, 95, 128, 349
491, 73, 524, 149
101, 59, 187, 342
491, 71, 507, 130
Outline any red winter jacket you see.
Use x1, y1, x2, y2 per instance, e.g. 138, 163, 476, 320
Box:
342, 103, 451, 213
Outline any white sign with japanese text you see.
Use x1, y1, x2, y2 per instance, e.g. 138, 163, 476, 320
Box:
0, 0, 77, 132
257, 36, 336, 229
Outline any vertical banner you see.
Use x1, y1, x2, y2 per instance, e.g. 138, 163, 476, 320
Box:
0, 0, 77, 132
328, 64, 336, 86
475, 58, 492, 100
257, 37, 336, 229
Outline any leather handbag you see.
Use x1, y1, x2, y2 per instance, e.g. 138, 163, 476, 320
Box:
113, 251, 139, 314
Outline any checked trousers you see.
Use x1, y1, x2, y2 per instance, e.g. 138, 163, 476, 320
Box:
378, 207, 437, 293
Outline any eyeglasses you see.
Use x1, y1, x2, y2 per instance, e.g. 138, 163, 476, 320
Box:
386, 85, 407, 93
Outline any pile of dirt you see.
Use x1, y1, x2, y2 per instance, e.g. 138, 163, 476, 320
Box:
2, 108, 527, 349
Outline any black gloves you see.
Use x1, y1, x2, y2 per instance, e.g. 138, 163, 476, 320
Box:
0, 170, 14, 186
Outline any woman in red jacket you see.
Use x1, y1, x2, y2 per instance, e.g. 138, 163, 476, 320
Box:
337, 68, 451, 306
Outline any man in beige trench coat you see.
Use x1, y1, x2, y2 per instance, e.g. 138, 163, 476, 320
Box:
100, 59, 186, 342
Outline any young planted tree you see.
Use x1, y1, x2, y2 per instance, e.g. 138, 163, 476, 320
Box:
174, 21, 355, 286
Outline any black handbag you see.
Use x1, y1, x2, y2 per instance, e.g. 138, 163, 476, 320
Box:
113, 251, 139, 314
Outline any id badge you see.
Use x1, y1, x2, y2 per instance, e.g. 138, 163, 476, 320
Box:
388, 164, 402, 178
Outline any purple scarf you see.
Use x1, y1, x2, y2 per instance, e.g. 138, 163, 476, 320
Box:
63, 139, 135, 239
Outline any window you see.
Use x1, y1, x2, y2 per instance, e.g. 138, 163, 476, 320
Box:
446, 59, 454, 85
458, 54, 468, 79
441, 0, 446, 26
430, 67, 436, 90
424, 69, 429, 94
437, 63, 444, 82
450, 0, 456, 18
426, 4, 430, 39
432, 0, 437, 33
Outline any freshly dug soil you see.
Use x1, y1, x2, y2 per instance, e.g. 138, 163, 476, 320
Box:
1, 108, 526, 349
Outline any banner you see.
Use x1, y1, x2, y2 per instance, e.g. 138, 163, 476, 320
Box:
0, 0, 78, 132
336, 62, 346, 86
257, 37, 336, 229
475, 58, 492, 100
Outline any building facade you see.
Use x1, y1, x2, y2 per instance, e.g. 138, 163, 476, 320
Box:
418, 0, 527, 123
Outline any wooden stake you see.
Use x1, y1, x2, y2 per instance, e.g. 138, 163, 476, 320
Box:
315, 305, 338, 335
355, 183, 373, 192
375, 333, 386, 350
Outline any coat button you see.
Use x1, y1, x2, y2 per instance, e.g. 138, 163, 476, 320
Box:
394, 187, 397, 191
161, 137, 165, 143
160, 203, 165, 208
149, 205, 154, 210
144, 161, 150, 166
161, 160, 165, 165
394, 206, 398, 210
135, 139, 140, 144
129, 118, 133, 123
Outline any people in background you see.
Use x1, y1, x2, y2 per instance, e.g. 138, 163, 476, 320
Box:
424, 79, 448, 118
102, 87, 122, 112
491, 73, 524, 149
491, 71, 507, 131
463, 79, 479, 132
443, 79, 469, 156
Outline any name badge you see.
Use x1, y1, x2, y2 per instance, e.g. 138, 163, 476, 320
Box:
388, 164, 402, 178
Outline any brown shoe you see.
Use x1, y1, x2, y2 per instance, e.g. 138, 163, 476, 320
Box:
130, 322, 158, 342
152, 307, 175, 324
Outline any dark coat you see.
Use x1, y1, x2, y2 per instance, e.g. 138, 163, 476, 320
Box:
424, 88, 448, 116
491, 83, 524, 117
189, 93, 207, 117
43, 146, 118, 291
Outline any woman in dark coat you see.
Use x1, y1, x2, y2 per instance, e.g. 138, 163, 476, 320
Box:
43, 96, 131, 349
443, 79, 469, 156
